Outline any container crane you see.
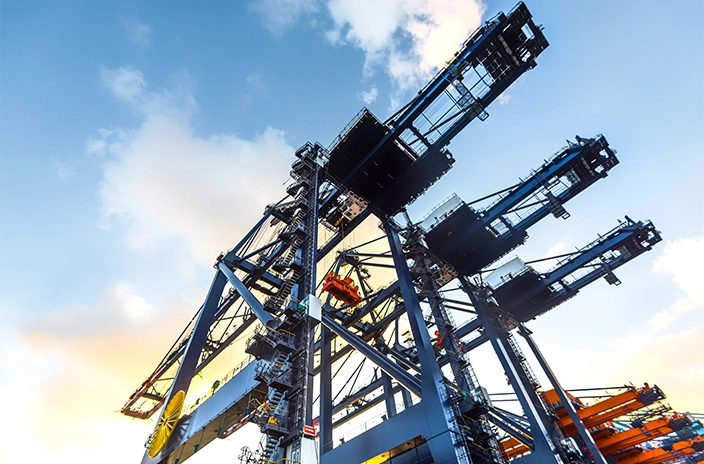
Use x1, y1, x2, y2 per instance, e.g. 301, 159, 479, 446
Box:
119, 2, 686, 464
422, 134, 619, 277
124, 3, 551, 464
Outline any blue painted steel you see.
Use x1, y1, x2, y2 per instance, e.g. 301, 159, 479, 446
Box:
312, 283, 402, 368
217, 262, 277, 328
166, 271, 228, 397
424, 135, 618, 277
518, 325, 608, 464
321, 404, 432, 463
461, 278, 563, 464
384, 222, 468, 464
486, 408, 534, 447
381, 372, 398, 419
142, 361, 265, 464
303, 161, 321, 430
321, 313, 422, 396
491, 217, 661, 321
384, 3, 546, 156
454, 217, 661, 340
126, 5, 560, 462
319, 3, 548, 252
455, 317, 482, 339
478, 136, 616, 232
319, 325, 333, 455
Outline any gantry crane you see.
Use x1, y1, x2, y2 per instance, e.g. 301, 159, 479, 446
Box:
497, 389, 703, 463
121, 3, 694, 464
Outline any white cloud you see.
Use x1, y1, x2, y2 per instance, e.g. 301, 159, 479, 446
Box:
250, 0, 319, 34
530, 239, 570, 272
25, 282, 155, 338
649, 235, 704, 328
94, 66, 295, 265
115, 282, 153, 320
498, 92, 512, 105
50, 159, 77, 179
121, 18, 152, 47
358, 86, 378, 105
326, 0, 485, 102
85, 128, 129, 158
101, 66, 147, 105
653, 236, 704, 304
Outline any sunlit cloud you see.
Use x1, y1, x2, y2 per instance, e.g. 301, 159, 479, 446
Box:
543, 322, 704, 413
1, 285, 195, 464
544, 233, 704, 413
649, 235, 704, 329
325, 0, 485, 105
251, 0, 485, 107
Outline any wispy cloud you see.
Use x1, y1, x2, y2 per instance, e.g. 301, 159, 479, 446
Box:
250, 0, 319, 34
357, 86, 378, 105
94, 65, 295, 266
245, 71, 269, 94
101, 66, 147, 105
121, 18, 152, 47
50, 158, 77, 179
498, 92, 512, 105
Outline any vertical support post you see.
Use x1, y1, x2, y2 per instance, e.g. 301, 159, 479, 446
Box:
460, 278, 561, 464
384, 222, 465, 464
395, 317, 414, 410
518, 325, 608, 464
381, 372, 398, 419
320, 325, 333, 455
384, 223, 442, 394
305, 160, 321, 427
401, 388, 413, 410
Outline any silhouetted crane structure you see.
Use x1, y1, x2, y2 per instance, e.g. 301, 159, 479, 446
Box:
122, 3, 702, 463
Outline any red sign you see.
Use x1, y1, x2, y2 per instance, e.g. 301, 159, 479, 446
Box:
303, 425, 316, 437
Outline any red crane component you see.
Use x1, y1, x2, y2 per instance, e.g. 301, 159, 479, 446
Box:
322, 272, 363, 307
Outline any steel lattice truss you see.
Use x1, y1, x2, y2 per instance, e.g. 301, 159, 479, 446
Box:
120, 3, 703, 464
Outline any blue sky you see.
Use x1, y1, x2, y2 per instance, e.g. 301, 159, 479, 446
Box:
1, 1, 703, 463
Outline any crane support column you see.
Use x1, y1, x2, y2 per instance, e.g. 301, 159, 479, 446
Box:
461, 277, 563, 464
141, 270, 228, 463
385, 222, 469, 464
319, 324, 334, 455
518, 324, 608, 464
